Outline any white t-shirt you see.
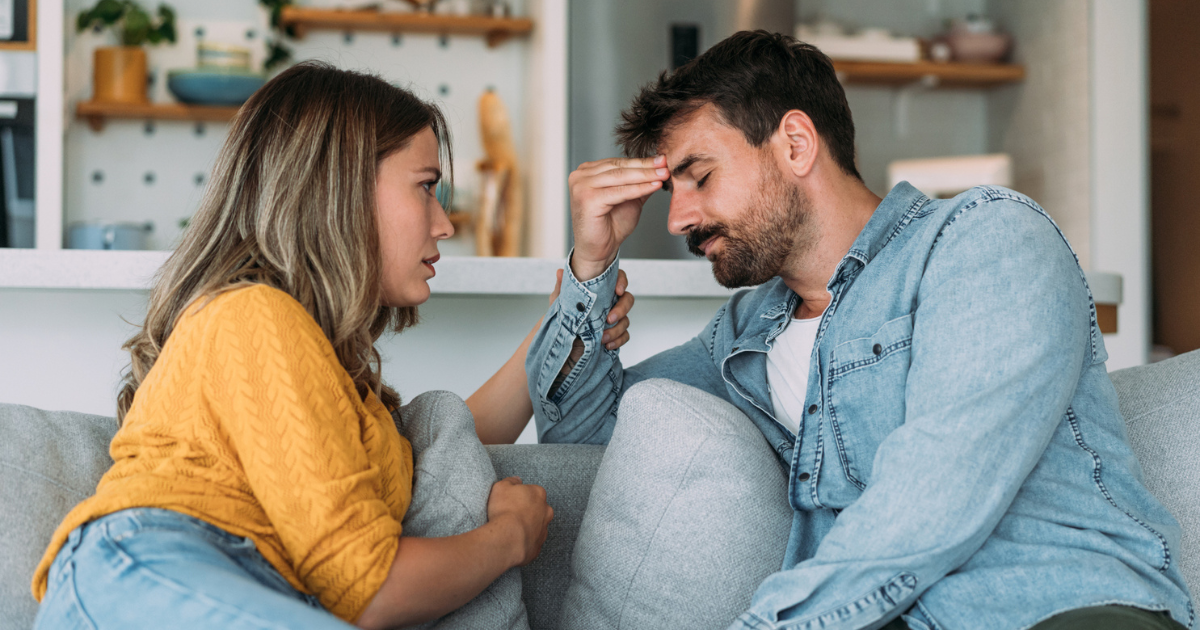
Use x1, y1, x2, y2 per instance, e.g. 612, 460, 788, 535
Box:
766, 315, 822, 434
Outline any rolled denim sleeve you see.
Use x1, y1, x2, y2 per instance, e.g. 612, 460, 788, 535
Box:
731, 197, 1094, 630
526, 251, 729, 445
526, 252, 626, 444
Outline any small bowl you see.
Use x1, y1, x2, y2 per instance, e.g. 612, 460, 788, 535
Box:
67, 221, 153, 250
944, 31, 1012, 63
197, 42, 252, 71
168, 68, 266, 106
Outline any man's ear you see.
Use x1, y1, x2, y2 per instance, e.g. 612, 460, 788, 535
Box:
775, 110, 819, 179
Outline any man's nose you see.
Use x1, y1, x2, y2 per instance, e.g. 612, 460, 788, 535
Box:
666, 193, 699, 236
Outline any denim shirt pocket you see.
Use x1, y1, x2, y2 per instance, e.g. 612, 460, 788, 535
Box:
828, 313, 915, 489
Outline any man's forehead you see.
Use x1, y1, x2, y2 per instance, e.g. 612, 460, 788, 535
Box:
655, 104, 744, 164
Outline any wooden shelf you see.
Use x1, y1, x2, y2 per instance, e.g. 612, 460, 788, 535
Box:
832, 60, 1025, 87
0, 41, 36, 51
76, 101, 240, 132
280, 7, 533, 47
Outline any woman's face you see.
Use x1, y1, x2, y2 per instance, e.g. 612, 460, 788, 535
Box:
376, 127, 454, 308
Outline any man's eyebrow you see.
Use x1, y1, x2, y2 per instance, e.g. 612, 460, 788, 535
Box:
670, 154, 711, 179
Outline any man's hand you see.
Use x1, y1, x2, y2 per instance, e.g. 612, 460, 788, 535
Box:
487, 476, 554, 567
568, 155, 670, 281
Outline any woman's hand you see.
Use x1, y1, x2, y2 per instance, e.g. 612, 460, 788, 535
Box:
356, 478, 553, 629
546, 268, 635, 352
487, 476, 554, 567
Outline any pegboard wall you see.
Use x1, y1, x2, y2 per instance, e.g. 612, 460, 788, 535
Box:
63, 0, 530, 254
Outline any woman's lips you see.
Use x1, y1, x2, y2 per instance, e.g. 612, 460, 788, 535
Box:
422, 254, 440, 276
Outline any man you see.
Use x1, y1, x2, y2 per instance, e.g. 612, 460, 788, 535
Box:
526, 31, 1191, 630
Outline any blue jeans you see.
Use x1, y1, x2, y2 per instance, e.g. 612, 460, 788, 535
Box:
33, 508, 353, 629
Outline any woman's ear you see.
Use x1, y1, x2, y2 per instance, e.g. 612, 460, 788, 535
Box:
775, 109, 819, 179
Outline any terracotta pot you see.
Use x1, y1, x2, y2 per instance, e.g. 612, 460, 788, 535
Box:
92, 47, 148, 104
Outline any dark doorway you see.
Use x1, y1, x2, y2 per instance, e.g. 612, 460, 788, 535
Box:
1149, 0, 1200, 356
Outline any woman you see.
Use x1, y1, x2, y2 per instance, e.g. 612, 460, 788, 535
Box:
30, 62, 633, 629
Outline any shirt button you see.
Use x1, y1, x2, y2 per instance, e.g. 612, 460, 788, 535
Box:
798, 472, 811, 482
872, 343, 883, 355
575, 302, 586, 312
807, 404, 818, 415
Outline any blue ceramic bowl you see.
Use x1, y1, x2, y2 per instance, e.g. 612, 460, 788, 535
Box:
167, 68, 266, 106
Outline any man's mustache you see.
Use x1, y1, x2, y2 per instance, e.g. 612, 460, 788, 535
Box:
686, 224, 729, 257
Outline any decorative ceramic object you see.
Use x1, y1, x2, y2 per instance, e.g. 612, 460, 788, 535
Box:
92, 46, 148, 103
167, 68, 266, 106
77, 0, 177, 103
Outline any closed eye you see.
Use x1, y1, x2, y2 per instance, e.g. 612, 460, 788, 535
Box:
697, 172, 711, 189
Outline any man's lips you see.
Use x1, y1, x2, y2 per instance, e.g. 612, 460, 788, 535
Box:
700, 236, 719, 257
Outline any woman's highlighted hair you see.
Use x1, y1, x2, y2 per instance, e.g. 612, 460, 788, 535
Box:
117, 62, 452, 421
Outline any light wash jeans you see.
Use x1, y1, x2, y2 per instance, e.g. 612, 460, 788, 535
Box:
33, 391, 527, 630
34, 507, 352, 629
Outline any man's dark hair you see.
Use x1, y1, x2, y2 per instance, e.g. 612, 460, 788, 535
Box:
616, 30, 861, 180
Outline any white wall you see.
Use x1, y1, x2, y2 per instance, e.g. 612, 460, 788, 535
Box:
0, 288, 725, 443
1089, 0, 1150, 369
986, 0, 1092, 268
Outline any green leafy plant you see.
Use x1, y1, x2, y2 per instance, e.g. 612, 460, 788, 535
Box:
259, 0, 295, 71
77, 0, 177, 47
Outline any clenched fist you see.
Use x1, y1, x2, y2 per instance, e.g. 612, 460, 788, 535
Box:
487, 476, 554, 567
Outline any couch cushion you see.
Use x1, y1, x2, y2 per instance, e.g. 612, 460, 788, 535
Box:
488, 444, 605, 630
0, 402, 600, 630
0, 404, 118, 628
1110, 349, 1200, 597
559, 379, 794, 630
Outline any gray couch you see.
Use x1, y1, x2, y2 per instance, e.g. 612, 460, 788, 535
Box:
2, 349, 1198, 629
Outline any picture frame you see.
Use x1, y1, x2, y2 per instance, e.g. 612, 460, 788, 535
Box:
0, 0, 36, 51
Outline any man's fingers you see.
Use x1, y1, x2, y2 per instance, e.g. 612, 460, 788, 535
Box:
501, 476, 522, 485
615, 269, 628, 297
586, 166, 670, 191
591, 181, 663, 208
575, 155, 665, 174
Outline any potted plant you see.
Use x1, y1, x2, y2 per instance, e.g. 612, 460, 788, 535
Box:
78, 0, 177, 104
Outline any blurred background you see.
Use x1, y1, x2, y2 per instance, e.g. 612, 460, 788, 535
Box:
0, 0, 1194, 442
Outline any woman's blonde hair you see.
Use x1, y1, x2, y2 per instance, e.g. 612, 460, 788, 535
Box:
117, 62, 452, 422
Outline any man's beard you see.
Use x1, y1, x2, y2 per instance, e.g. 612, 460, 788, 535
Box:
685, 164, 812, 288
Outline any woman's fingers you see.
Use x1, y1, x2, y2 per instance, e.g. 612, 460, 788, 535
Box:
615, 269, 628, 297
608, 289, 634, 324
549, 269, 563, 305
602, 316, 631, 349
603, 324, 630, 350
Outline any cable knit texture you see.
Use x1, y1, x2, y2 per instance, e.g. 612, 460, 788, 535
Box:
31, 284, 413, 623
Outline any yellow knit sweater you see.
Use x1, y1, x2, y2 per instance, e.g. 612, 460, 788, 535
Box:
31, 284, 413, 622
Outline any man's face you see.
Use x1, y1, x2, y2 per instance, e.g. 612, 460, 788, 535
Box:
660, 105, 812, 288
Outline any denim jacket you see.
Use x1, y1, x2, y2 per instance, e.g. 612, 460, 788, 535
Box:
526, 183, 1193, 630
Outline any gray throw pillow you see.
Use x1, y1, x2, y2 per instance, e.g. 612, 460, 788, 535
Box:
0, 404, 118, 628
560, 379, 794, 630
1110, 349, 1200, 597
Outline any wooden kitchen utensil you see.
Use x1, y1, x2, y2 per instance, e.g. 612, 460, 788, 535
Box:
476, 88, 523, 256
